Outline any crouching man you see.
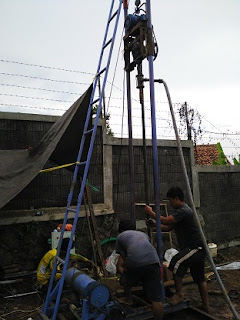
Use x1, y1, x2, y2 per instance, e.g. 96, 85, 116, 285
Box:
116, 219, 163, 320
37, 237, 74, 291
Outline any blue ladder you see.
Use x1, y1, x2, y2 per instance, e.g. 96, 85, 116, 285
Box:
40, 1, 123, 319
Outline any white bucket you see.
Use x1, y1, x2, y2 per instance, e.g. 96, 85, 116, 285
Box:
208, 243, 218, 257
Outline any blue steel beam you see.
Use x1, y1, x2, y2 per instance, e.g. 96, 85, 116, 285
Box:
124, 0, 136, 228
145, 0, 165, 302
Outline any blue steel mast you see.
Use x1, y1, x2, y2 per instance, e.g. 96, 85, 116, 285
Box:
123, 0, 165, 301
145, 0, 164, 270
123, 0, 136, 228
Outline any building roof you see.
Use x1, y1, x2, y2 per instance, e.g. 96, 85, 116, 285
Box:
194, 144, 223, 165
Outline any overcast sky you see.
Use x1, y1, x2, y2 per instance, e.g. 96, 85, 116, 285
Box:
0, 0, 240, 159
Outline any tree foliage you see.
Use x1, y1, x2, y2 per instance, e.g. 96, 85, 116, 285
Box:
212, 142, 229, 165
92, 105, 114, 137
233, 155, 240, 165
178, 103, 203, 146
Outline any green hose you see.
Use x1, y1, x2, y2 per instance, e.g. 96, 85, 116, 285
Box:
94, 237, 117, 255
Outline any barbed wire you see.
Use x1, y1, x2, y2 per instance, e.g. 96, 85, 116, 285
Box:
0, 103, 67, 112
0, 58, 95, 75
0, 92, 73, 103
0, 72, 90, 86
0, 58, 239, 158
0, 83, 81, 96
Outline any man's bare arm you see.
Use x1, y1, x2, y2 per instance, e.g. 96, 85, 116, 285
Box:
116, 251, 126, 275
145, 205, 176, 226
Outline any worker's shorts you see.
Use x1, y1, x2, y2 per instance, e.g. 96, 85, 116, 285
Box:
168, 247, 206, 283
120, 263, 162, 302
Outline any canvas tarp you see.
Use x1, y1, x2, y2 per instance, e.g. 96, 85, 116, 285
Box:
0, 84, 93, 210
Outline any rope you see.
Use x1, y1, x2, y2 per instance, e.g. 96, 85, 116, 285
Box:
40, 163, 99, 192
40, 162, 78, 172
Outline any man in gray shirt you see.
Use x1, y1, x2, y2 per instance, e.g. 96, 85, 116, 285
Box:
145, 187, 209, 313
116, 220, 163, 320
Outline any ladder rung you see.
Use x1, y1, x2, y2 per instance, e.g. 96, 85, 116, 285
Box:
84, 129, 94, 136
96, 67, 106, 78
109, 9, 118, 23
67, 208, 76, 213
103, 38, 113, 50
56, 256, 65, 264
91, 98, 100, 105
76, 161, 87, 167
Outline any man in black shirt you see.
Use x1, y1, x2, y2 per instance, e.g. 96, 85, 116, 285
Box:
145, 187, 209, 313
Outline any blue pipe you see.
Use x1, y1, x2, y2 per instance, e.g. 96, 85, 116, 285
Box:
124, 1, 136, 228
146, 0, 165, 302
65, 268, 110, 308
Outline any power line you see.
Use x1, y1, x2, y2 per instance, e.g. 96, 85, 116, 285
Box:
0, 58, 95, 75
0, 58, 131, 96
0, 83, 173, 107
0, 59, 180, 105
0, 103, 67, 112
0, 72, 90, 86
203, 130, 240, 136
0, 83, 81, 96
1, 59, 239, 154
185, 103, 240, 151
0, 93, 73, 103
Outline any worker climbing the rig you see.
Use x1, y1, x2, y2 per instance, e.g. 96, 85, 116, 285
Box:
145, 186, 210, 313
116, 219, 163, 320
36, 237, 74, 291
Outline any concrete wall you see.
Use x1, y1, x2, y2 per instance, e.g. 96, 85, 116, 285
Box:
106, 135, 194, 214
1, 112, 240, 249
0, 113, 104, 213
196, 165, 240, 247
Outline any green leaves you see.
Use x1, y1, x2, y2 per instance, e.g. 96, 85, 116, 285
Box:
212, 142, 229, 165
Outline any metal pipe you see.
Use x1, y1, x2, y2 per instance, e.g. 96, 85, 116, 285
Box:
136, 64, 151, 239
157, 78, 240, 320
124, 1, 136, 228
145, 0, 165, 302
55, 256, 65, 265
4, 291, 37, 299
65, 268, 110, 308
137, 64, 150, 206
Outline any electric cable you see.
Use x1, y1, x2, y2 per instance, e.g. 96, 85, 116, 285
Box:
0, 83, 81, 96
106, 25, 125, 117
0, 72, 89, 86
0, 58, 94, 75
188, 106, 240, 151
0, 92, 73, 103
0, 103, 67, 112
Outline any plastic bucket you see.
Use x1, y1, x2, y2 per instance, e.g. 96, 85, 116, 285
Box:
208, 243, 217, 257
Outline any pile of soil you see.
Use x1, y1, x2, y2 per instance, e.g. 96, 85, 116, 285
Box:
0, 246, 240, 320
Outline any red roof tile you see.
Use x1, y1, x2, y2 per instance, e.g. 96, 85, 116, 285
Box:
194, 144, 224, 165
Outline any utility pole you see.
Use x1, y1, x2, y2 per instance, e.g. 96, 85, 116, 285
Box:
184, 101, 192, 140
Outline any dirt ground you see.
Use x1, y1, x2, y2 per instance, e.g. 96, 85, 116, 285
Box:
0, 246, 240, 320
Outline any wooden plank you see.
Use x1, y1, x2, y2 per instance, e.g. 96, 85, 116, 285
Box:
85, 184, 107, 276
69, 304, 82, 320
